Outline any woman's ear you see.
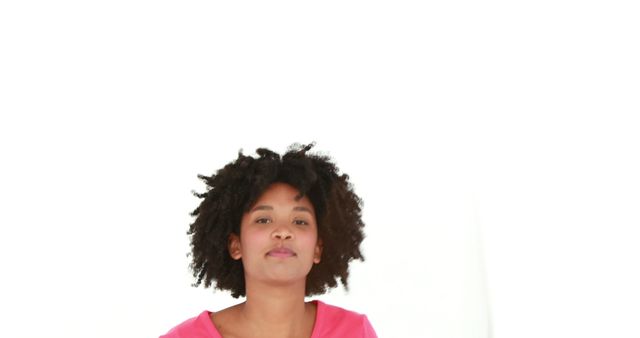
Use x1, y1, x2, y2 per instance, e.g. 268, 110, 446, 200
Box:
313, 238, 323, 264
228, 233, 242, 260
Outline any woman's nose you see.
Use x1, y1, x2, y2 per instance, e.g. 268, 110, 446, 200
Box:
272, 225, 293, 240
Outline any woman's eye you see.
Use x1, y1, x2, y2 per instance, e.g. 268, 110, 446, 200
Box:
256, 218, 271, 224
294, 219, 309, 225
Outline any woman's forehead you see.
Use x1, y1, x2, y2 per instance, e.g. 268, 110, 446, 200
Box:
251, 182, 315, 211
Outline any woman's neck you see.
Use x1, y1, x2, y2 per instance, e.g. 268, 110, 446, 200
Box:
237, 281, 315, 337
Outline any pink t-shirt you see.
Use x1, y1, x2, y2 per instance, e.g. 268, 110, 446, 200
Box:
160, 300, 378, 338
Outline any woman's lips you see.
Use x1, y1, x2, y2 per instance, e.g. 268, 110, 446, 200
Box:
267, 247, 296, 258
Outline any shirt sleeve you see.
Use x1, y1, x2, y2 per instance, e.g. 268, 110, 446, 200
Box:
362, 315, 379, 338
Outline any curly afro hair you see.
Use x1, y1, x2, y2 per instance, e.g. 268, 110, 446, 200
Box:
187, 142, 366, 298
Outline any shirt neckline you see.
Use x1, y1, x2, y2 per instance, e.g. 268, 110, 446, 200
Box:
205, 299, 325, 338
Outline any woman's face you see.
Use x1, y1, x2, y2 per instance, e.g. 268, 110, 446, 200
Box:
228, 182, 323, 287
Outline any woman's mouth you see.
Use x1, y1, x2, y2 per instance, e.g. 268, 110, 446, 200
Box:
267, 247, 296, 258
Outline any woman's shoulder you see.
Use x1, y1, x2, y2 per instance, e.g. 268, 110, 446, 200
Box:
314, 300, 378, 338
315, 300, 364, 319
159, 310, 222, 338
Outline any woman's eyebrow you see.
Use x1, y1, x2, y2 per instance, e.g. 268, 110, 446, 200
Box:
292, 206, 313, 214
250, 205, 313, 214
251, 205, 272, 212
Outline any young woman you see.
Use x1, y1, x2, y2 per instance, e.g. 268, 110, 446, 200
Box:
160, 143, 378, 338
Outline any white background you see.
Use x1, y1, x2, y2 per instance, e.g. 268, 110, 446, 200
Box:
1, 1, 638, 337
